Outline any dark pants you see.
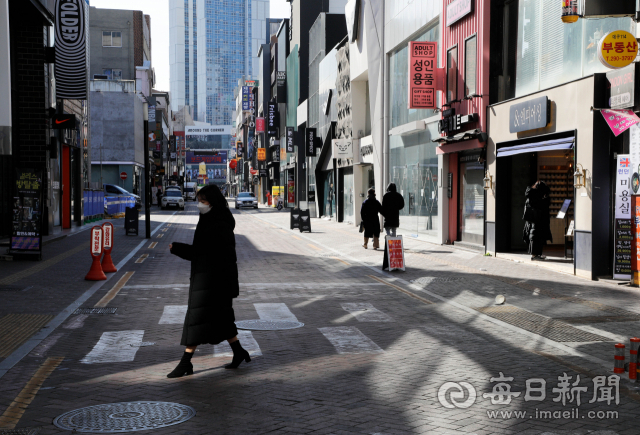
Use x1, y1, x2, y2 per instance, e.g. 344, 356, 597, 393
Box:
529, 236, 545, 256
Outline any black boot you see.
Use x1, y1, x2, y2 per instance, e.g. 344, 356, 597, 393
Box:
225, 340, 251, 369
167, 351, 194, 378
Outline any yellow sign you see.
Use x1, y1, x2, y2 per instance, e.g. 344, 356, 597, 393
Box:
257, 148, 266, 161
199, 161, 206, 175
272, 186, 283, 208
598, 30, 638, 69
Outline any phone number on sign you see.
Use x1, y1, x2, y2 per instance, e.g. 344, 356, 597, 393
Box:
604, 56, 636, 62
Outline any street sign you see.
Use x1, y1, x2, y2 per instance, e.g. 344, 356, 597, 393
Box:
120, 172, 127, 180
250, 168, 258, 175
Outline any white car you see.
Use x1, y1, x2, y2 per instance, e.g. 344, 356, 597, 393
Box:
235, 192, 258, 209
162, 190, 185, 210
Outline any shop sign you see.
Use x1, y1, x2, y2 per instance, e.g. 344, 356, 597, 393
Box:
509, 96, 550, 133
601, 109, 640, 136
256, 117, 265, 133
447, 172, 453, 198
271, 147, 280, 163
607, 64, 636, 109
630, 124, 640, 194
55, 0, 88, 99
446, 0, 473, 27
148, 105, 156, 123
408, 41, 438, 109
360, 144, 373, 158
11, 169, 43, 253
614, 155, 632, 279
598, 30, 638, 70
258, 160, 267, 178
242, 86, 252, 111
306, 128, 317, 157
267, 102, 279, 136
236, 140, 244, 157
286, 127, 295, 153
332, 138, 353, 159
257, 148, 266, 161
382, 236, 406, 271
277, 71, 286, 87
52, 114, 76, 129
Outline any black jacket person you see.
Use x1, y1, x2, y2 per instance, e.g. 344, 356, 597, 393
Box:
382, 183, 405, 236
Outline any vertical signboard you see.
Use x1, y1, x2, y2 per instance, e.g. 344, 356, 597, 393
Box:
286, 127, 295, 153
11, 169, 43, 255
614, 155, 632, 279
305, 128, 317, 157
242, 86, 252, 111
267, 102, 279, 136
630, 125, 640, 285
55, 0, 88, 99
408, 41, 437, 110
256, 117, 265, 133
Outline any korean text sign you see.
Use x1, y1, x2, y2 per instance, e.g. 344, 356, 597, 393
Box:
11, 169, 43, 251
386, 237, 405, 271
598, 30, 638, 70
614, 155, 632, 279
408, 41, 437, 110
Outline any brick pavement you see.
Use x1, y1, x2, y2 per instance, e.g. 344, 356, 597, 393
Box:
0, 203, 638, 434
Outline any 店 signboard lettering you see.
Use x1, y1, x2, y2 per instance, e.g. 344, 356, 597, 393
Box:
607, 64, 637, 109
446, 0, 473, 27
408, 41, 437, 109
305, 128, 317, 157
55, 0, 88, 99
509, 96, 550, 133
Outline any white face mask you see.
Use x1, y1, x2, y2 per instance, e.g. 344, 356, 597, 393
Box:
197, 202, 212, 214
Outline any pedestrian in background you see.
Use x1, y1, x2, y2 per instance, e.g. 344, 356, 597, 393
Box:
167, 184, 250, 378
522, 180, 552, 261
361, 188, 382, 250
382, 183, 405, 237
156, 187, 163, 208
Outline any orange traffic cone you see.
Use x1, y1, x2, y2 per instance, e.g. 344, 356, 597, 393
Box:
101, 250, 117, 273
86, 255, 107, 280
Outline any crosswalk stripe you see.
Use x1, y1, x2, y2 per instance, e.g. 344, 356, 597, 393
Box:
80, 330, 145, 364
254, 303, 298, 321
157, 233, 163, 238
341, 303, 394, 322
148, 242, 157, 249
159, 306, 187, 324
319, 326, 384, 354
213, 331, 262, 357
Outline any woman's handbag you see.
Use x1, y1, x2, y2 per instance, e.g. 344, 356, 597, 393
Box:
522, 203, 536, 222
359, 222, 364, 233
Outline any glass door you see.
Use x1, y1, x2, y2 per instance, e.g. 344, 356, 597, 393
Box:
342, 167, 354, 223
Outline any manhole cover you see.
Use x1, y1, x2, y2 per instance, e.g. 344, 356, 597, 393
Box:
235, 320, 304, 330
73, 308, 118, 315
53, 401, 196, 433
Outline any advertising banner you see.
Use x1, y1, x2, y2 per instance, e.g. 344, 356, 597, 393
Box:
242, 86, 253, 111
11, 169, 43, 254
256, 117, 265, 133
186, 150, 228, 165
615, 155, 632, 279
55, 0, 88, 99
602, 109, 640, 136
382, 236, 406, 271
288, 177, 295, 204
408, 41, 437, 109
305, 128, 317, 157
267, 103, 279, 136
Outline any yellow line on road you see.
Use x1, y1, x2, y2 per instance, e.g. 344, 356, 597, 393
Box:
162, 228, 168, 232
0, 243, 88, 285
148, 242, 157, 249
94, 272, 135, 308
279, 229, 288, 234
135, 254, 148, 264
0, 356, 64, 429
157, 234, 164, 238
291, 235, 302, 241
367, 275, 434, 305
167, 224, 172, 227
307, 244, 321, 251
331, 257, 350, 266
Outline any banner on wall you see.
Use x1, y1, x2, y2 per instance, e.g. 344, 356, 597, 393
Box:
408, 41, 441, 110
614, 155, 632, 280
55, 0, 88, 99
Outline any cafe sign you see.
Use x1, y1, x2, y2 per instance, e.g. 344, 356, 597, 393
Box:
446, 0, 473, 27
598, 30, 638, 70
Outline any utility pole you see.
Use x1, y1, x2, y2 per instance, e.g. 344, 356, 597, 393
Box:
143, 101, 151, 238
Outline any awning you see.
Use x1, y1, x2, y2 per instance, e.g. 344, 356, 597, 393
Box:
432, 129, 487, 144
496, 137, 574, 158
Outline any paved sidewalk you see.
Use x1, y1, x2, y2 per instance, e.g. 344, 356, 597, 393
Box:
0, 203, 638, 434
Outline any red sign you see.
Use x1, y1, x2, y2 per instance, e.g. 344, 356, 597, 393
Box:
446, 0, 473, 27
409, 41, 438, 109
229, 159, 238, 170
287, 179, 295, 204
256, 117, 265, 133
386, 237, 406, 271
91, 226, 103, 257
250, 168, 258, 175
120, 172, 127, 180
102, 222, 113, 250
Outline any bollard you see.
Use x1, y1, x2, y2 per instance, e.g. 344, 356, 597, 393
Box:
630, 338, 640, 380
614, 343, 625, 374
101, 222, 117, 273
85, 226, 107, 280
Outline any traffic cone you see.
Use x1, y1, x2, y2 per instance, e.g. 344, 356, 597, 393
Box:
101, 250, 117, 273
85, 255, 107, 280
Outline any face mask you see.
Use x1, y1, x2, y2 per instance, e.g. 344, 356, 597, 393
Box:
197, 202, 212, 214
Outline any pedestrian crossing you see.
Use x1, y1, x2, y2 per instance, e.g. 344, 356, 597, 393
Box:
81, 331, 145, 364
318, 326, 384, 354
341, 303, 394, 322
254, 303, 299, 321
213, 330, 262, 357
158, 305, 188, 324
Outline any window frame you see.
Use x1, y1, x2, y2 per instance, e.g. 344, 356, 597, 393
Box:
464, 34, 477, 98
102, 31, 122, 48
446, 45, 458, 103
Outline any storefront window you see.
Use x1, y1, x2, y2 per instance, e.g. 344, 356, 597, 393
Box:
389, 121, 440, 240
516, 0, 634, 97
447, 46, 458, 103
389, 22, 440, 129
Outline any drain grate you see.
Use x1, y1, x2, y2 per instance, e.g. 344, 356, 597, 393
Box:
555, 315, 640, 325
412, 276, 465, 285
53, 401, 196, 433
0, 428, 41, 435
73, 308, 117, 315
475, 306, 611, 343
235, 320, 304, 330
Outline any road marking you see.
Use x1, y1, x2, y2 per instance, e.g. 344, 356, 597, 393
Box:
0, 314, 55, 358
341, 303, 394, 322
159, 305, 188, 324
81, 330, 145, 364
135, 254, 149, 264
29, 333, 64, 357
319, 326, 384, 354
94, 272, 135, 308
162, 228, 168, 232
157, 233, 164, 238
368, 275, 434, 305
213, 331, 262, 357
124, 282, 386, 289
291, 235, 302, 241
331, 256, 350, 265
0, 243, 88, 285
125, 284, 189, 289
307, 244, 321, 251
0, 356, 64, 429
167, 224, 172, 227
63, 314, 88, 330
279, 229, 288, 234
255, 303, 298, 321
148, 242, 157, 249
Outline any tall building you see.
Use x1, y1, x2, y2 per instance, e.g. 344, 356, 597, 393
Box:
169, 0, 269, 132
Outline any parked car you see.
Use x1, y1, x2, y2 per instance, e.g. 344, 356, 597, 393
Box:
166, 185, 183, 198
235, 192, 258, 209
104, 184, 141, 209
161, 190, 185, 210
184, 182, 197, 201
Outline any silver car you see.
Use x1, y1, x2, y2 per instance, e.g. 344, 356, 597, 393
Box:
235, 192, 258, 209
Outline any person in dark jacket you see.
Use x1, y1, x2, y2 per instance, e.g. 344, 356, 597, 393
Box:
167, 184, 249, 378
156, 188, 163, 208
523, 181, 552, 261
360, 188, 382, 250
382, 183, 405, 237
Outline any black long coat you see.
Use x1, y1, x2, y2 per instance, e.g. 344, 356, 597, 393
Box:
382, 191, 405, 228
523, 185, 552, 255
170, 206, 239, 346
361, 196, 382, 238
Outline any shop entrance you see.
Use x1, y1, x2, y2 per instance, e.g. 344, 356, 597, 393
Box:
458, 152, 485, 245
340, 167, 354, 223
62, 145, 71, 229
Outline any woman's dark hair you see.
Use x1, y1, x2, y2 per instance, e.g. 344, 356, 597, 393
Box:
367, 188, 376, 196
197, 184, 229, 209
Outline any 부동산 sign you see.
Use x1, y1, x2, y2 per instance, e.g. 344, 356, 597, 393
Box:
509, 96, 550, 133
598, 30, 638, 70
408, 41, 437, 110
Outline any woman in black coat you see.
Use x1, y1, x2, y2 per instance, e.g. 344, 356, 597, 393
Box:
167, 184, 250, 378
381, 183, 405, 237
360, 188, 382, 250
523, 181, 552, 261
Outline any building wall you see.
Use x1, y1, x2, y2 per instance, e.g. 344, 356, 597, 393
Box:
89, 8, 137, 81
384, 0, 440, 55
